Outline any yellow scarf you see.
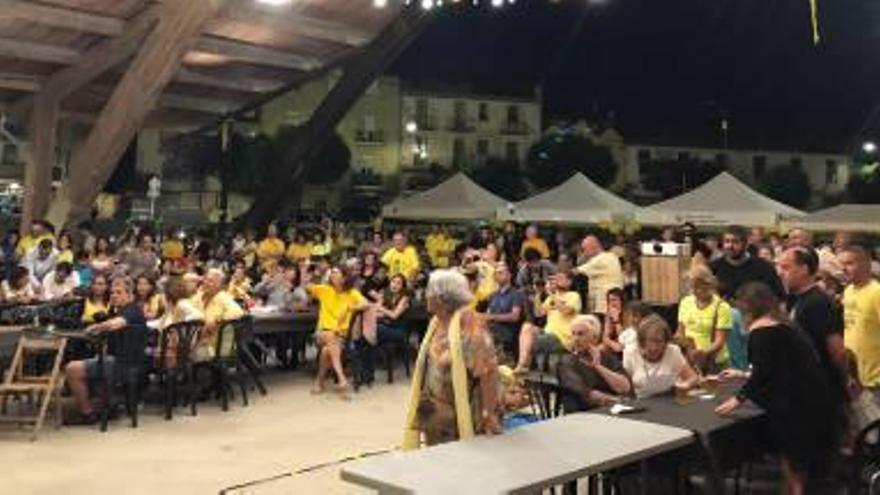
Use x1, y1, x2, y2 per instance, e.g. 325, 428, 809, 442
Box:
402, 309, 474, 451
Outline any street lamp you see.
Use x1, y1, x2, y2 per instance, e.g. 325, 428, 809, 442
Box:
863, 141, 877, 154
405, 121, 418, 134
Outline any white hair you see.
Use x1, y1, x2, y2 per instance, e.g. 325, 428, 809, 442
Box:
205, 268, 227, 284
571, 314, 602, 345
425, 269, 473, 311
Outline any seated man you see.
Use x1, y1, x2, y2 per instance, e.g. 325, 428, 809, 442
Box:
190, 268, 245, 361
557, 315, 632, 411
515, 271, 580, 373
65, 277, 146, 424
41, 261, 80, 301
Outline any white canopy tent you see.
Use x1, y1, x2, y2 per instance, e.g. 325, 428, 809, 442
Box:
381, 173, 507, 221
647, 172, 804, 227
791, 204, 880, 233
496, 173, 664, 224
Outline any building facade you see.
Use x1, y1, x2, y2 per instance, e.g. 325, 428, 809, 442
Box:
400, 87, 543, 171
624, 143, 851, 198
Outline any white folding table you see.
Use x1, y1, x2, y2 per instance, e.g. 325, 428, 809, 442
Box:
341, 413, 694, 494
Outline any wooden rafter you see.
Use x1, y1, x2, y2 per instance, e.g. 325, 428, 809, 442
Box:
45, 0, 230, 226
193, 36, 320, 70
217, 1, 372, 46
0, 0, 124, 37
9, 5, 160, 118
0, 37, 80, 65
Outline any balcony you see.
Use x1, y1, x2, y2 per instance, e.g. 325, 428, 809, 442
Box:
448, 118, 476, 133
500, 121, 531, 135
353, 129, 385, 144
412, 116, 438, 132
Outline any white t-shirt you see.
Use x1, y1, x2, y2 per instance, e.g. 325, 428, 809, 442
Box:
623, 344, 686, 399
617, 327, 638, 351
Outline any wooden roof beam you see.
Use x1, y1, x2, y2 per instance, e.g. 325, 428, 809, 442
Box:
192, 36, 320, 70
0, 37, 80, 65
0, 0, 124, 37
46, 0, 230, 227
176, 68, 284, 93
218, 1, 373, 46
0, 73, 40, 92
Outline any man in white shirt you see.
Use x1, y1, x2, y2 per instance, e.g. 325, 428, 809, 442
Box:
41, 262, 80, 301
575, 236, 623, 314
22, 238, 58, 290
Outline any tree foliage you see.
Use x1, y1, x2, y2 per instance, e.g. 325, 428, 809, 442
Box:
273, 126, 351, 185
640, 157, 725, 199
470, 157, 530, 201
847, 163, 880, 204
525, 132, 618, 189
761, 163, 812, 209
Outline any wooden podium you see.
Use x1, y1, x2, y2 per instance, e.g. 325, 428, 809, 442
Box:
640, 243, 691, 305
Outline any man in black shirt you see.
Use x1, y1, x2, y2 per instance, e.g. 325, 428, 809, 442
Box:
65, 277, 147, 423
778, 246, 847, 400
709, 225, 784, 369
710, 225, 784, 300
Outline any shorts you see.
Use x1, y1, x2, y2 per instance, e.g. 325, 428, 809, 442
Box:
84, 355, 116, 384
533, 332, 565, 355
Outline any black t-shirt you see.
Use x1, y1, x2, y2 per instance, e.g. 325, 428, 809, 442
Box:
107, 302, 148, 357
787, 286, 845, 396
709, 255, 785, 301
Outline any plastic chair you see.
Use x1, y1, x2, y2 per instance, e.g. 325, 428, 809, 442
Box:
201, 317, 250, 411
99, 324, 149, 431
155, 320, 203, 420
852, 419, 880, 494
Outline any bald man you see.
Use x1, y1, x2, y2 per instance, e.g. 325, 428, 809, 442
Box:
575, 236, 623, 314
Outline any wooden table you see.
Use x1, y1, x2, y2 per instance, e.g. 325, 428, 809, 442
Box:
340, 413, 694, 495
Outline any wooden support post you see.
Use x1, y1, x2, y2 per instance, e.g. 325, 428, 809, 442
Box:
21, 96, 58, 230
45, 0, 227, 227
243, 6, 432, 227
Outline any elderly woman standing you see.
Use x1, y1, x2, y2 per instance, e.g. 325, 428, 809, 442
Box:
403, 269, 500, 449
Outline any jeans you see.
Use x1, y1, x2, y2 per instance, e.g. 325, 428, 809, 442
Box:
726, 308, 749, 371
360, 323, 407, 383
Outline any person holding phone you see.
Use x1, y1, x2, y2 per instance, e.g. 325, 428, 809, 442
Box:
514, 271, 581, 373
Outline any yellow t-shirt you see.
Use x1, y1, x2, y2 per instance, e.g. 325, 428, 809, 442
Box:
542, 291, 582, 349
474, 261, 497, 302
161, 239, 185, 260
57, 249, 74, 264
381, 246, 421, 279
192, 290, 245, 327
307, 284, 366, 335
520, 238, 550, 259
16, 233, 54, 258
285, 242, 312, 262
257, 238, 285, 264
82, 298, 108, 324
844, 280, 880, 387
677, 294, 731, 364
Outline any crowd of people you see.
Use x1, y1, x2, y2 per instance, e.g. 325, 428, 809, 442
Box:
2, 216, 880, 493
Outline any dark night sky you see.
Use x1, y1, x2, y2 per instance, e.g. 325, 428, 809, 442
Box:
392, 0, 880, 153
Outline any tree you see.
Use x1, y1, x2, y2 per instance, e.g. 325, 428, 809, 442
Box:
525, 131, 618, 189
272, 126, 352, 185
640, 157, 725, 199
761, 164, 812, 209
847, 163, 880, 204
470, 157, 530, 201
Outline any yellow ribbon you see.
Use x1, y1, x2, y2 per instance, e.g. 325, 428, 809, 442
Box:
402, 309, 474, 450
809, 0, 820, 45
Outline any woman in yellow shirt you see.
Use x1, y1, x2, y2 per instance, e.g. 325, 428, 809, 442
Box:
257, 224, 285, 270
82, 274, 110, 324
285, 232, 312, 262
57, 232, 75, 264
306, 265, 368, 398
676, 266, 731, 374
135, 275, 167, 321
310, 230, 333, 258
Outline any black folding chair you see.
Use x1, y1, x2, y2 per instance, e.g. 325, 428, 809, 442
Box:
155, 320, 203, 420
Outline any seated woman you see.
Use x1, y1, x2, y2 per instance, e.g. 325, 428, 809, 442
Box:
135, 275, 166, 321
82, 274, 110, 325
557, 315, 632, 411
716, 282, 836, 494
402, 269, 500, 449
603, 300, 653, 355
2, 266, 36, 303
305, 265, 369, 398
600, 288, 627, 355
623, 314, 699, 398
376, 274, 411, 344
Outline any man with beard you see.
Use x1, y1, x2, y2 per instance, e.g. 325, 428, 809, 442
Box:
709, 225, 783, 369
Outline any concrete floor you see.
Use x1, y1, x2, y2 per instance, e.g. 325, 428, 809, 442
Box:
0, 372, 411, 495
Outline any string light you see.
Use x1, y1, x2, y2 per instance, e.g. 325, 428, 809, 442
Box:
373, 0, 526, 9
